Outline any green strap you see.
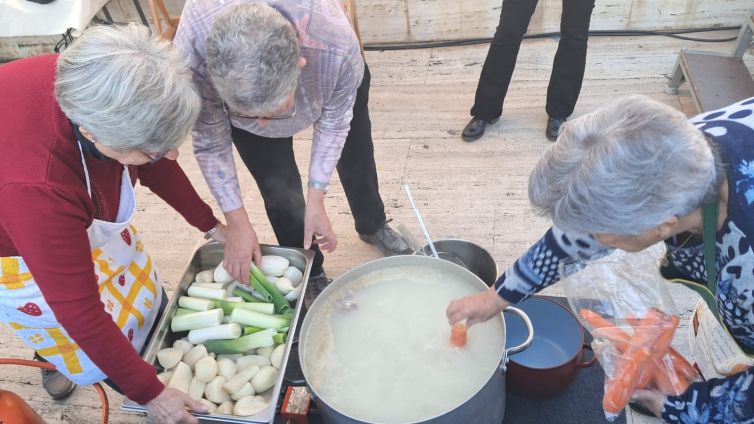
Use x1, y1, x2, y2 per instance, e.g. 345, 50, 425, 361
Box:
661, 201, 754, 355
660, 201, 722, 322
702, 200, 719, 301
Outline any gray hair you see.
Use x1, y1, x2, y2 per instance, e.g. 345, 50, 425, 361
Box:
55, 23, 200, 153
206, 3, 300, 114
529, 95, 720, 235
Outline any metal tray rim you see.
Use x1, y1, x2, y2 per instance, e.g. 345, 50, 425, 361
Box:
122, 239, 314, 424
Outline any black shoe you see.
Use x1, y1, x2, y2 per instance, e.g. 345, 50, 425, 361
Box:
304, 272, 332, 310
546, 117, 566, 141
461, 117, 498, 142
34, 352, 77, 400
359, 222, 412, 256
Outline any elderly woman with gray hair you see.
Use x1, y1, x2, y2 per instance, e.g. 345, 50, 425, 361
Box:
174, 0, 410, 306
448, 95, 754, 422
0, 24, 224, 423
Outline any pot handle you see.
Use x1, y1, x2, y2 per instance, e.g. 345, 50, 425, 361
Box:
501, 306, 533, 372
577, 343, 598, 368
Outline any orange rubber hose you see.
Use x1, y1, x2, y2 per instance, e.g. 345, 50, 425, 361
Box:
0, 358, 109, 424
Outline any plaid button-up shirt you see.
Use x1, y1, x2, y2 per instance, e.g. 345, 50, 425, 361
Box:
174, 0, 364, 212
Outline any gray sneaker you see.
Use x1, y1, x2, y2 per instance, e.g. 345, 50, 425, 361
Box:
304, 272, 332, 310
359, 222, 412, 256
34, 352, 76, 400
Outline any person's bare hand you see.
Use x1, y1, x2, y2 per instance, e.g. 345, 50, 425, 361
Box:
447, 287, 509, 327
304, 189, 337, 252
631, 389, 666, 417
146, 387, 207, 424
209, 222, 228, 244
223, 209, 262, 283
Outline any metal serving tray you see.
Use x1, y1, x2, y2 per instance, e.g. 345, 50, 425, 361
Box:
122, 240, 313, 423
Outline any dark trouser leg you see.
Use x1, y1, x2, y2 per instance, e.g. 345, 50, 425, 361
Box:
337, 64, 386, 236
545, 0, 595, 119
230, 127, 324, 276
470, 0, 540, 120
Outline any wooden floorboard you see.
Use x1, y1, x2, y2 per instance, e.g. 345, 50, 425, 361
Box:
0, 30, 750, 423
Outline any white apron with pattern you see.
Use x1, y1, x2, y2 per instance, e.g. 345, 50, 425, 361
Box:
0, 143, 162, 384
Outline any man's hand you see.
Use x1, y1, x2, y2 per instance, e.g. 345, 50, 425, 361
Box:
222, 208, 262, 283
146, 387, 207, 424
447, 287, 510, 327
304, 188, 337, 252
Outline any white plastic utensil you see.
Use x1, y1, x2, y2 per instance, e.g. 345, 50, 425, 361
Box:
402, 183, 439, 259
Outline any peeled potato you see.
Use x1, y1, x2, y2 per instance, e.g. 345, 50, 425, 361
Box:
194, 356, 218, 383
195, 269, 215, 284
157, 347, 183, 370
234, 396, 268, 416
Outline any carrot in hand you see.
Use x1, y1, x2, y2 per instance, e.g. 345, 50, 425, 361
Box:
450, 323, 467, 347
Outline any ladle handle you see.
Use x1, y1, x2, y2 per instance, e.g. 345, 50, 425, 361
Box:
403, 183, 439, 259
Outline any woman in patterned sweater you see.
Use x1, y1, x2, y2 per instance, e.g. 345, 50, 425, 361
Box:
448, 95, 754, 423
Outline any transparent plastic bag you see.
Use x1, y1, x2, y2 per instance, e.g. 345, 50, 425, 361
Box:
562, 248, 700, 421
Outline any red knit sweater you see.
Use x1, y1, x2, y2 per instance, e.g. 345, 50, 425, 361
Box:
0, 54, 217, 404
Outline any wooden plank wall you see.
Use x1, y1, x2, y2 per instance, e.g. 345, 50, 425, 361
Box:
1, 0, 751, 61
354, 0, 754, 44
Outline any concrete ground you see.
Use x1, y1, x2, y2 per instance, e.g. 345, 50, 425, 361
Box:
1, 29, 751, 423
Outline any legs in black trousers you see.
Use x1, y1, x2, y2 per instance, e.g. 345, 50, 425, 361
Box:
230, 129, 323, 273
231, 64, 385, 276
337, 65, 386, 236
546, 0, 595, 118
470, 0, 595, 121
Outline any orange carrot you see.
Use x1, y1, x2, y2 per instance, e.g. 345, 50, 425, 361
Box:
601, 311, 670, 414
627, 309, 693, 395
583, 309, 697, 382
668, 349, 699, 381
581, 308, 698, 408
603, 348, 651, 414
450, 323, 467, 347
652, 354, 690, 395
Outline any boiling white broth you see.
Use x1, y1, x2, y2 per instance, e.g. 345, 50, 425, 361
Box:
304, 266, 504, 423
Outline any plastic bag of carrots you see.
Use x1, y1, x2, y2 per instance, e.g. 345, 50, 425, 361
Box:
562, 249, 700, 421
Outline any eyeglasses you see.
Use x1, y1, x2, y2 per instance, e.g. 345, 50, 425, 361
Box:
144, 150, 169, 164
226, 103, 297, 121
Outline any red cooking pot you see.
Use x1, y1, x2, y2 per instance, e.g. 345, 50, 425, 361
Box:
504, 296, 596, 399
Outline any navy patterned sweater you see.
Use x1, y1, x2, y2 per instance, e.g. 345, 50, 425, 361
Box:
495, 97, 754, 423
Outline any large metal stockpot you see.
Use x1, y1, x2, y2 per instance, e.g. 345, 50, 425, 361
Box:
298, 255, 533, 424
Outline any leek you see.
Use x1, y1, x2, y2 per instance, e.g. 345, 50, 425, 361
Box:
171, 308, 224, 332
174, 308, 194, 316
259, 255, 290, 276
272, 333, 287, 344
242, 326, 265, 335
204, 328, 276, 354
250, 277, 273, 303
230, 308, 289, 330
250, 264, 290, 314
188, 323, 242, 344
188, 284, 227, 301
178, 296, 216, 311
232, 286, 264, 303
219, 300, 275, 316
